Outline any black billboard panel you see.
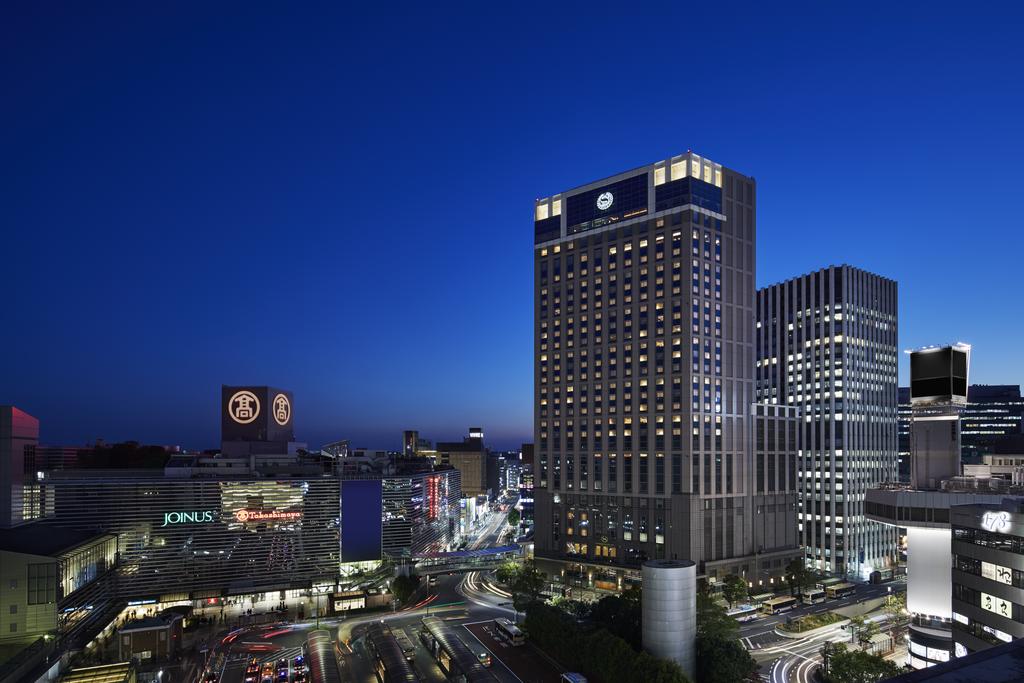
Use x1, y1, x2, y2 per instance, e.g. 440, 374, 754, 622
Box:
566, 174, 648, 235
910, 347, 968, 403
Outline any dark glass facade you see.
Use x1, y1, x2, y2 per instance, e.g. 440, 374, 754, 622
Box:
565, 174, 648, 235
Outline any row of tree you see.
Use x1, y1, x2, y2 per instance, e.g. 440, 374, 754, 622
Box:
524, 601, 691, 683
819, 642, 901, 683
717, 557, 819, 609
695, 591, 760, 682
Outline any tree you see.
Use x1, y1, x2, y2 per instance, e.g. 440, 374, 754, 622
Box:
589, 586, 642, 649
494, 560, 519, 585
820, 641, 838, 679
847, 614, 865, 644
857, 619, 880, 647
510, 561, 545, 614
390, 573, 421, 604
785, 557, 815, 598
696, 590, 739, 641
883, 591, 906, 634
551, 597, 590, 620
695, 633, 758, 683
507, 508, 521, 528
825, 645, 901, 683
695, 589, 756, 683
721, 574, 748, 607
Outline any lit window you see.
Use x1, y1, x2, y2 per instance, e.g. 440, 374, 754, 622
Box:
654, 167, 666, 186
690, 155, 702, 178
552, 199, 562, 216
671, 160, 686, 181
536, 204, 549, 221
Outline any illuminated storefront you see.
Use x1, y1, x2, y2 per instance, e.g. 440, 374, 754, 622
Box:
38, 473, 340, 601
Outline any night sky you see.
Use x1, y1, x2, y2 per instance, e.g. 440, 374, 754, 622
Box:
4, 3, 1023, 451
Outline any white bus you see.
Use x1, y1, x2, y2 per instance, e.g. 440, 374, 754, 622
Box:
493, 618, 525, 646
760, 596, 799, 615
726, 604, 760, 622
825, 582, 856, 599
802, 588, 826, 605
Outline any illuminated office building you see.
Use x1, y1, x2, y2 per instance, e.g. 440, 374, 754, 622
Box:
757, 265, 899, 579
899, 385, 1024, 465
532, 151, 800, 584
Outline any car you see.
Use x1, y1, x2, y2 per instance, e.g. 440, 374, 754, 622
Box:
477, 652, 492, 667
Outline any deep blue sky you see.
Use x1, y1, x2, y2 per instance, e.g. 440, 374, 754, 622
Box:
3, 3, 1023, 451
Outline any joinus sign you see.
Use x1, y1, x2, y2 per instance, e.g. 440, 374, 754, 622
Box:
162, 510, 216, 527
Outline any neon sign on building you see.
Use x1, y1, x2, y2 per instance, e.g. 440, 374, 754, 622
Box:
981, 511, 1012, 533
234, 509, 301, 523
162, 510, 216, 527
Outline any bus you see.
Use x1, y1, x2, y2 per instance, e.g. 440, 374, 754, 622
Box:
760, 596, 799, 615
726, 604, 760, 622
393, 628, 417, 662
802, 588, 826, 605
749, 592, 776, 607
825, 582, 856, 599
493, 618, 525, 646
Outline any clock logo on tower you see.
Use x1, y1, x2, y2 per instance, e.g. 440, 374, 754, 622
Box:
273, 393, 291, 426
228, 390, 261, 424
596, 191, 614, 211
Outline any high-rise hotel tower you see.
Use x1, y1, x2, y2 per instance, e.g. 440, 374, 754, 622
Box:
757, 266, 899, 579
533, 152, 799, 584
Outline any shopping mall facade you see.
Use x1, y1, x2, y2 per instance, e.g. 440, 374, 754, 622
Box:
1, 387, 463, 657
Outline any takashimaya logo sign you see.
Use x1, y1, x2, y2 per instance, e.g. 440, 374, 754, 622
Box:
272, 393, 291, 426
228, 390, 261, 424
162, 510, 215, 527
981, 510, 1012, 533
234, 509, 302, 523
596, 191, 614, 211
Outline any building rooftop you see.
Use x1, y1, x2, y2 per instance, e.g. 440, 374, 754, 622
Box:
0, 523, 111, 558
121, 613, 182, 632
60, 663, 135, 683
884, 636, 1024, 681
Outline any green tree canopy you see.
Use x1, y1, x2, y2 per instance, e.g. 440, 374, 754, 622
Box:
390, 573, 421, 604
494, 560, 519, 585
695, 632, 757, 683
785, 557, 815, 597
510, 560, 545, 613
696, 590, 739, 641
721, 574, 748, 607
825, 644, 901, 683
588, 586, 642, 649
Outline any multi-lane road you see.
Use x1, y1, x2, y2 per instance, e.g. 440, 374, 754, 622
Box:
741, 580, 905, 683
336, 498, 567, 683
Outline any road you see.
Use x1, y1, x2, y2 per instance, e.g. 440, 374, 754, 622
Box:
337, 497, 560, 683
741, 581, 906, 683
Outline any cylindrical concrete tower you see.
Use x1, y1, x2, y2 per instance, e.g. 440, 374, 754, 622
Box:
642, 559, 696, 680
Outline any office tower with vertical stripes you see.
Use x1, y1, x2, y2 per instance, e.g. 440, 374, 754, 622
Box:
757, 265, 899, 578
